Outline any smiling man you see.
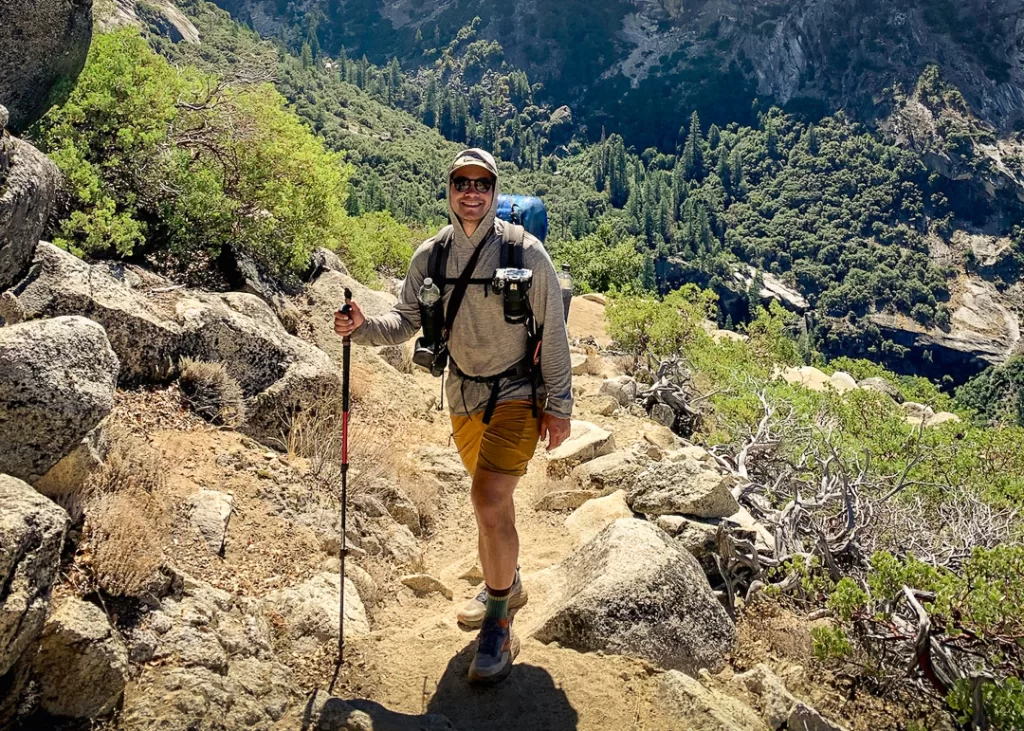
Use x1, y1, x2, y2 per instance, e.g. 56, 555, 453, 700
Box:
335, 148, 573, 685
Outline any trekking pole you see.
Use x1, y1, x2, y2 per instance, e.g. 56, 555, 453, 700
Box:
328, 287, 353, 695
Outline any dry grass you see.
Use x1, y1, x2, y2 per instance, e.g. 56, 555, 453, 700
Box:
59, 429, 171, 599
85, 487, 169, 598
178, 357, 246, 427
286, 366, 406, 495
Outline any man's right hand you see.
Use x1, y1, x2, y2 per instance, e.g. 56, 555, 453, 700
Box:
334, 300, 365, 337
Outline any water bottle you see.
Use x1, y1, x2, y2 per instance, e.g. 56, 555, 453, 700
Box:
418, 277, 441, 307
418, 277, 442, 344
414, 278, 446, 375
557, 264, 573, 323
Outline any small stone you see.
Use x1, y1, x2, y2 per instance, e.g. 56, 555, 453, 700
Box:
570, 352, 589, 375
534, 489, 600, 511
545, 420, 616, 477
401, 574, 453, 600
458, 563, 485, 585
564, 489, 634, 547
599, 376, 637, 407
649, 402, 675, 427
788, 702, 849, 731
927, 411, 961, 427
187, 489, 234, 554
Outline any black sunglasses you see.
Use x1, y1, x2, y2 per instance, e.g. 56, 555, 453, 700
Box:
450, 176, 494, 193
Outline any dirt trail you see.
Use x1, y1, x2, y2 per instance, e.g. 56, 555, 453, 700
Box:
337, 449, 677, 731
321, 297, 680, 730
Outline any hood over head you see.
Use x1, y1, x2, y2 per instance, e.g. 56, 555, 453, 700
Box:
447, 148, 500, 250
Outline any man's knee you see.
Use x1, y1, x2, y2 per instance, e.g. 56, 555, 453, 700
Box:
471, 469, 517, 530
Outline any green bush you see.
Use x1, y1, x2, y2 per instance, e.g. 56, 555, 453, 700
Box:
33, 28, 353, 283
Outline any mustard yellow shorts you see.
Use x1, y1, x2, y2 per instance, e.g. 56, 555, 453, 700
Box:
450, 400, 543, 478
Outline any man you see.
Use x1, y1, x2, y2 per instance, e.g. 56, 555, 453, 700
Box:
334, 148, 573, 685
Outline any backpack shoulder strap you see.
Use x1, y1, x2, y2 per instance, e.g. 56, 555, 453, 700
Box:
428, 225, 454, 287
499, 221, 525, 269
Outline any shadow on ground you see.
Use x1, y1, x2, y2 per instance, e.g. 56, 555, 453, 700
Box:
426, 643, 580, 731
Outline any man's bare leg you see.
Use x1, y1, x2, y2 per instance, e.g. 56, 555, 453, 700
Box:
470, 467, 519, 591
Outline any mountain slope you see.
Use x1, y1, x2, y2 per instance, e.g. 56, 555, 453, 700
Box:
207, 0, 1024, 149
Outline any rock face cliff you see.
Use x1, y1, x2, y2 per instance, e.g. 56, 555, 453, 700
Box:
209, 0, 1024, 145
0, 0, 94, 133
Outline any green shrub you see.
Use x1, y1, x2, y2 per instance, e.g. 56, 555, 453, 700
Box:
33, 28, 353, 283
812, 625, 853, 661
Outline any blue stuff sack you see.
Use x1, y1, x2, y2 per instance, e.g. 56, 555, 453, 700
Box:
497, 194, 548, 243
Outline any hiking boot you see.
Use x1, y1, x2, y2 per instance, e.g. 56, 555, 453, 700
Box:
456, 571, 528, 629
468, 617, 520, 685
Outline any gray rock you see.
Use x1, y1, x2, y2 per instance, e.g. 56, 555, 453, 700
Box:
305, 247, 349, 280
578, 393, 618, 416
400, 573, 453, 600
0, 474, 68, 677
570, 451, 645, 494
122, 659, 296, 731
858, 377, 903, 403
263, 573, 369, 655
660, 670, 770, 730
655, 514, 719, 568
563, 490, 635, 548
187, 489, 234, 554
146, 575, 274, 672
628, 460, 741, 518
17, 243, 183, 383
1, 138, 59, 291
33, 418, 110, 499
649, 402, 677, 428
570, 352, 589, 375
0, 316, 118, 482
33, 596, 128, 719
351, 493, 389, 518
599, 376, 637, 407
377, 484, 421, 536
545, 420, 615, 477
175, 294, 341, 449
534, 489, 600, 511
901, 401, 935, 423
732, 663, 799, 730
788, 702, 849, 731
381, 521, 421, 567
532, 518, 735, 673
0, 0, 93, 132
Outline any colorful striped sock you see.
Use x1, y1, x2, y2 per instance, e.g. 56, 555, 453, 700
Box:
484, 583, 512, 620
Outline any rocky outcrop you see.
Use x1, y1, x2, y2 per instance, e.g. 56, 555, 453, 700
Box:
0, 0, 93, 133
175, 293, 341, 447
96, 0, 201, 43
32, 596, 129, 719
627, 459, 740, 518
532, 518, 735, 673
0, 475, 68, 678
16, 243, 342, 448
570, 451, 646, 494
16, 242, 183, 382
545, 420, 616, 477
0, 138, 60, 293
0, 316, 119, 483
263, 572, 369, 655
563, 489, 634, 547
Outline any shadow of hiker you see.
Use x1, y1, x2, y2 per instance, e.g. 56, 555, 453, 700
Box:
301, 691, 456, 731
426, 643, 580, 731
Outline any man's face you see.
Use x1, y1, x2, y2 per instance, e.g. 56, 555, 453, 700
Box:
449, 164, 495, 225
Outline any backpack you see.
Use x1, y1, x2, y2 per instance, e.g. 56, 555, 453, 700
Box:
426, 222, 541, 424
497, 195, 548, 243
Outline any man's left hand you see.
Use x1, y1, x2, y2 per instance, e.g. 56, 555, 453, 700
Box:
540, 413, 571, 451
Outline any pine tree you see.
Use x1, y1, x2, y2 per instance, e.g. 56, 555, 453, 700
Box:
422, 75, 439, 128
729, 147, 744, 196
607, 134, 630, 208
338, 47, 348, 79
765, 120, 779, 158
716, 153, 731, 194
805, 123, 820, 155
681, 111, 704, 181
300, 42, 313, 68
707, 123, 721, 150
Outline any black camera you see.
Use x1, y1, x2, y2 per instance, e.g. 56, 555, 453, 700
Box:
413, 297, 448, 377
492, 268, 533, 324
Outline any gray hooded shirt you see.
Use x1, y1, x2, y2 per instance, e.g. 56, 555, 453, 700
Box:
350, 149, 574, 420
